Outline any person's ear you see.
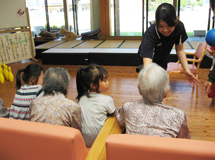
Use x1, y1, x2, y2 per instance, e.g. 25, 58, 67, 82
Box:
66, 86, 69, 98
164, 88, 170, 98
29, 76, 36, 85
90, 83, 96, 90
137, 83, 142, 95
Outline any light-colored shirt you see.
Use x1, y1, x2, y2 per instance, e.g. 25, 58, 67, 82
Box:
116, 99, 191, 139
30, 92, 82, 131
78, 92, 116, 147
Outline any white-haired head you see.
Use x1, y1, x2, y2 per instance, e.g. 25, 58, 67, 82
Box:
138, 63, 169, 104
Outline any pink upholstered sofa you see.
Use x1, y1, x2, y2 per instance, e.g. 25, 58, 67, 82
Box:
106, 134, 215, 160
0, 115, 122, 160
0, 117, 88, 160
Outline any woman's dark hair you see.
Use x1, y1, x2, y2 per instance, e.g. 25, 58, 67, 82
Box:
16, 63, 45, 89
43, 67, 70, 96
76, 64, 108, 101
155, 3, 178, 27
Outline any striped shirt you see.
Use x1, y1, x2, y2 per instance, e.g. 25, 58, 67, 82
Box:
9, 84, 44, 120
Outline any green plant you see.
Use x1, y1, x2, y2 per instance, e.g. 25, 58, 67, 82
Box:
51, 25, 59, 29
45, 24, 59, 29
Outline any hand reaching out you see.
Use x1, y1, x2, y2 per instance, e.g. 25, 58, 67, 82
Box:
184, 71, 200, 87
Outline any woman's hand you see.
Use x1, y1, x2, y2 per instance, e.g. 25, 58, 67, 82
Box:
184, 71, 200, 87
204, 81, 212, 94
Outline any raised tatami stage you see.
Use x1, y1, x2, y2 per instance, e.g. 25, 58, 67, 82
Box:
35, 39, 211, 67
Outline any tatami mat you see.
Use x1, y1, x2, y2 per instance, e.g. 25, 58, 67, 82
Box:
54, 40, 83, 48
120, 40, 141, 48
36, 39, 205, 50
172, 41, 191, 49
97, 40, 123, 48
189, 41, 205, 49
35, 40, 66, 49
183, 41, 192, 49
74, 40, 104, 48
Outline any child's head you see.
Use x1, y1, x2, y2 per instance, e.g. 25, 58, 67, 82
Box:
76, 64, 109, 100
43, 67, 70, 96
138, 63, 169, 104
16, 63, 45, 89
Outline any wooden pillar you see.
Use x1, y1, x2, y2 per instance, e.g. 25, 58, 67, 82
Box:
100, 0, 110, 36
63, 0, 69, 31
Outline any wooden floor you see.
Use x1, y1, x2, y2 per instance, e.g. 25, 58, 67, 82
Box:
0, 59, 215, 142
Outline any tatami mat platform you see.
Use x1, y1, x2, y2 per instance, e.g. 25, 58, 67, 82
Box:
35, 39, 211, 67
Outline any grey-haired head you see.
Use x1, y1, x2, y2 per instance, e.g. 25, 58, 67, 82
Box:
138, 63, 169, 104
43, 67, 70, 96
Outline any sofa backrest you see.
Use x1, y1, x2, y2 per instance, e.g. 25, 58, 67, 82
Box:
106, 134, 215, 160
0, 117, 88, 160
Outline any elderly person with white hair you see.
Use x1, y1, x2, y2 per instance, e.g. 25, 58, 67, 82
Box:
30, 67, 81, 131
116, 63, 191, 139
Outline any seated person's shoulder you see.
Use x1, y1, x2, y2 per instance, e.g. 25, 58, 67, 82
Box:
97, 94, 114, 101
64, 98, 80, 106
125, 100, 143, 107
163, 104, 185, 117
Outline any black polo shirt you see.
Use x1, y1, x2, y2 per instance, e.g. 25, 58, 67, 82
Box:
138, 21, 188, 69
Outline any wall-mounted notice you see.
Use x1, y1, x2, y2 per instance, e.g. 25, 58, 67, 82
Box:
0, 32, 32, 64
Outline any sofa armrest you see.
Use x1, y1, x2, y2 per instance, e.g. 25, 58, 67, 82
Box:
85, 116, 122, 160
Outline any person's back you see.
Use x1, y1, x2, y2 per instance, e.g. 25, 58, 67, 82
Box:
117, 63, 190, 139
30, 67, 82, 131
9, 63, 45, 121
118, 100, 188, 138
78, 92, 115, 146
76, 64, 115, 147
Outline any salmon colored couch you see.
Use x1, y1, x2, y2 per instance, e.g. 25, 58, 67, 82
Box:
106, 134, 215, 160
0, 115, 122, 160
0, 117, 88, 160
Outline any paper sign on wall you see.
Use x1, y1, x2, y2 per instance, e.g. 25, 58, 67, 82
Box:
0, 32, 32, 64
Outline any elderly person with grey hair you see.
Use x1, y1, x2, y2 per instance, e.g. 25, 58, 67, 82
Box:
116, 63, 190, 139
30, 67, 81, 131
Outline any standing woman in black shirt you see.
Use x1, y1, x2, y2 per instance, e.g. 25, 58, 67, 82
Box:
137, 3, 199, 86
